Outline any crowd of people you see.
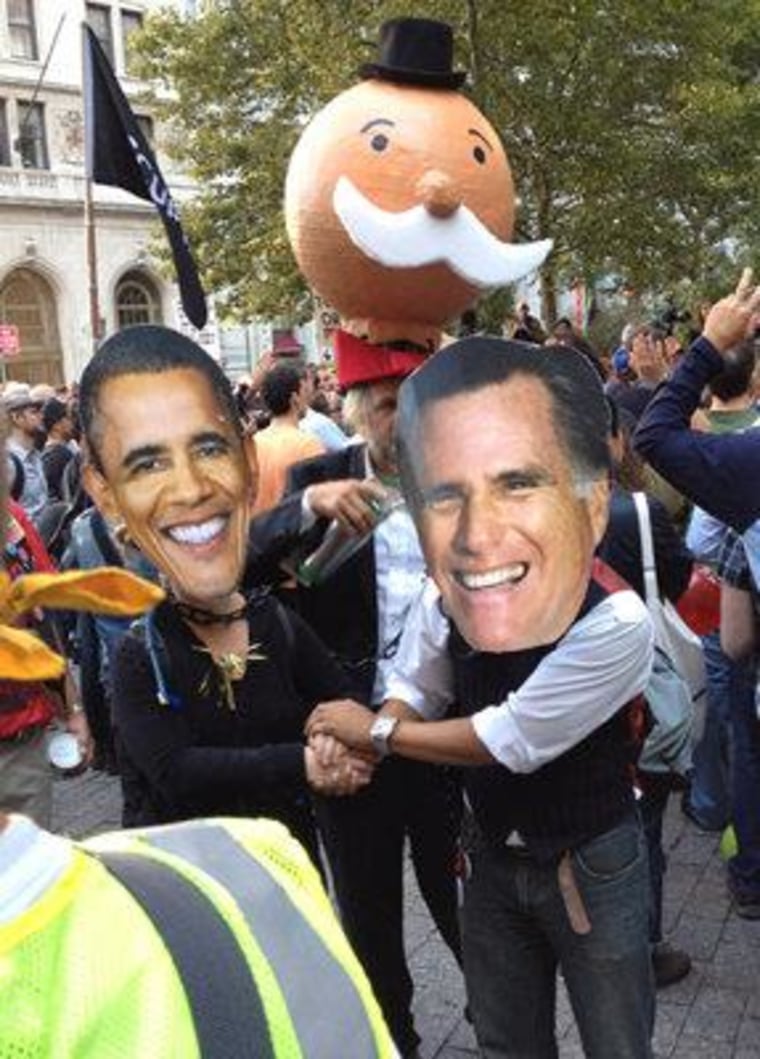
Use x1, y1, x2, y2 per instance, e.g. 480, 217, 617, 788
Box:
0, 275, 758, 1058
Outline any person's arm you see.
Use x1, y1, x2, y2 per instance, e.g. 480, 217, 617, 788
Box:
685, 507, 728, 567
305, 579, 494, 764
636, 338, 760, 532
720, 584, 757, 662
635, 272, 760, 531
306, 695, 495, 765
245, 472, 388, 588
60, 668, 94, 764
270, 603, 374, 791
382, 578, 455, 718
308, 590, 654, 772
472, 592, 653, 771
716, 528, 758, 662
245, 491, 313, 587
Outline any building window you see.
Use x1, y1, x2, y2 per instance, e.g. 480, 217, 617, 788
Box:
16, 101, 48, 169
0, 268, 58, 353
0, 268, 63, 386
7, 0, 38, 61
116, 271, 162, 328
121, 9, 143, 75
86, 3, 114, 66
0, 101, 10, 166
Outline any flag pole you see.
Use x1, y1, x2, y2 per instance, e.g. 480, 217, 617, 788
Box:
81, 22, 207, 331
84, 174, 100, 350
82, 23, 101, 353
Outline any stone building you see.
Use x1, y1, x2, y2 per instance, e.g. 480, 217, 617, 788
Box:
0, 0, 201, 385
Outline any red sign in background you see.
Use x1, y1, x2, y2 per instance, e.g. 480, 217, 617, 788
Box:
0, 325, 20, 357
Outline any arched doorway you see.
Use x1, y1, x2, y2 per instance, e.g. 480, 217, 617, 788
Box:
115, 270, 163, 329
0, 268, 63, 385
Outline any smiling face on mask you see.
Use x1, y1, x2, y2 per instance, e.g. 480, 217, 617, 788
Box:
412, 376, 609, 652
84, 368, 257, 610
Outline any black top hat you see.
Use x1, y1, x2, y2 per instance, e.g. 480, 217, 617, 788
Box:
360, 18, 466, 90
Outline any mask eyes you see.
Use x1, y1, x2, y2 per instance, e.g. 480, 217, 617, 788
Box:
371, 132, 389, 152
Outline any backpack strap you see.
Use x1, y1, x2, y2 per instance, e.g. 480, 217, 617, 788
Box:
130, 612, 183, 711
94, 850, 275, 1059
90, 509, 124, 567
8, 452, 24, 501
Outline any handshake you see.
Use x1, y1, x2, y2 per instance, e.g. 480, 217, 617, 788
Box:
303, 698, 381, 797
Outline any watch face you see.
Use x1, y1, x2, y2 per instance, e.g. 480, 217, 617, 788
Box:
47, 731, 85, 774
371, 715, 396, 757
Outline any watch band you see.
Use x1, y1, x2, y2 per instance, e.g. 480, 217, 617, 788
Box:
370, 715, 399, 758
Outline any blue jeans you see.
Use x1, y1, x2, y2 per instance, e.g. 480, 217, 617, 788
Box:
639, 785, 670, 944
689, 632, 733, 829
462, 813, 654, 1058
727, 661, 760, 900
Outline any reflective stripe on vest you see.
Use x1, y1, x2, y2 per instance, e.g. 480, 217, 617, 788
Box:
150, 823, 379, 1059
97, 850, 275, 1059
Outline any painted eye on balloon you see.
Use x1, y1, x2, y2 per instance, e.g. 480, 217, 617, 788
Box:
472, 145, 486, 164
371, 133, 389, 152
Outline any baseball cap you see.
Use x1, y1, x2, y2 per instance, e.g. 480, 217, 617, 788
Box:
612, 347, 630, 374
3, 383, 42, 413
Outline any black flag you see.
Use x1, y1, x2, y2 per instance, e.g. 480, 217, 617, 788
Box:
82, 23, 207, 330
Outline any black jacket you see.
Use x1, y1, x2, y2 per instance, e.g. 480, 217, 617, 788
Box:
246, 445, 379, 701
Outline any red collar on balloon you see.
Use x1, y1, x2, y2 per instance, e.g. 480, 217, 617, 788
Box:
334, 329, 430, 389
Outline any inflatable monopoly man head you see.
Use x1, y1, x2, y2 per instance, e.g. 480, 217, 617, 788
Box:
285, 17, 552, 387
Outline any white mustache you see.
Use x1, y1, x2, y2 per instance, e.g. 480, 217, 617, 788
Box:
333, 176, 552, 288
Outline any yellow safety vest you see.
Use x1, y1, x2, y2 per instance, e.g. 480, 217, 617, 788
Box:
0, 816, 396, 1058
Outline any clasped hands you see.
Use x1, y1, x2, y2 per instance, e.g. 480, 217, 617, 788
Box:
304, 699, 378, 797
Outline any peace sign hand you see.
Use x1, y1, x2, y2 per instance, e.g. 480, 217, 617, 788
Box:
703, 268, 760, 354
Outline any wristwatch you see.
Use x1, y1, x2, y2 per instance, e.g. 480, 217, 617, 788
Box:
369, 715, 399, 758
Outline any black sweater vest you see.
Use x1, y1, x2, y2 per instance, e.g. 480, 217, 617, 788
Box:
449, 581, 635, 862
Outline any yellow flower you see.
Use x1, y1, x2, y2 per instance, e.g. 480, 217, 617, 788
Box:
0, 568, 164, 681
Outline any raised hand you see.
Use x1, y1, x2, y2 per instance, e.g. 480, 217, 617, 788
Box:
703, 268, 760, 354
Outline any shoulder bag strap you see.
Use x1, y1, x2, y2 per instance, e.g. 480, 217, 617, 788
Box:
95, 850, 276, 1059
9, 452, 24, 501
90, 509, 124, 567
632, 491, 660, 609
130, 612, 183, 711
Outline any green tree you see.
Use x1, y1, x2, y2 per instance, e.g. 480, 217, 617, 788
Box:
137, 0, 760, 326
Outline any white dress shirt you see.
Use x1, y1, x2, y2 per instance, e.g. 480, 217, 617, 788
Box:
386, 579, 654, 772
301, 452, 427, 706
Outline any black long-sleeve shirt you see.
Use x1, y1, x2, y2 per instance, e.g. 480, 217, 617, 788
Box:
113, 593, 348, 853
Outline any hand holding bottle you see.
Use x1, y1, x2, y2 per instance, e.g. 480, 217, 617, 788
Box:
304, 478, 390, 536
298, 479, 404, 586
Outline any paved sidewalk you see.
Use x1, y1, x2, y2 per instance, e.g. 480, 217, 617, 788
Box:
53, 773, 760, 1058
